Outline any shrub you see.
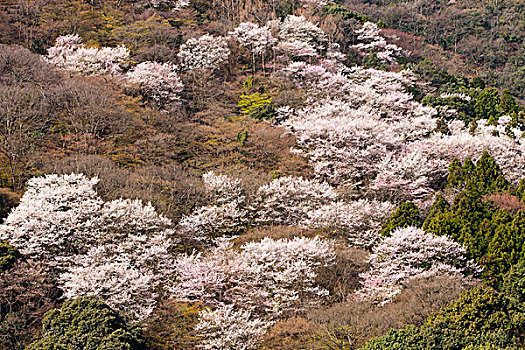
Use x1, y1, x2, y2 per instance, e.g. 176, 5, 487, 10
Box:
27, 297, 146, 350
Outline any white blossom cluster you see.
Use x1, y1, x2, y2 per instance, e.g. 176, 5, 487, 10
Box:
195, 305, 272, 350
228, 16, 337, 63
229, 22, 276, 56
0, 173, 103, 262
278, 15, 328, 52
275, 35, 525, 198
253, 176, 338, 226
440, 92, 472, 101
357, 226, 480, 303
352, 22, 403, 63
149, 0, 189, 10
372, 117, 525, 196
279, 63, 436, 189
172, 236, 336, 313
306, 199, 396, 248
0, 174, 176, 320
180, 172, 394, 247
173, 236, 336, 348
126, 61, 184, 106
47, 34, 129, 75
178, 34, 231, 70
178, 172, 248, 240
202, 171, 244, 204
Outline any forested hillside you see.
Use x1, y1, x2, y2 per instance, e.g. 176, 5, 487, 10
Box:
0, 0, 524, 349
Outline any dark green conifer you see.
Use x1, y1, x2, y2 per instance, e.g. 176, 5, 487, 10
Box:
27, 297, 146, 350
423, 193, 450, 230
381, 201, 422, 236
468, 151, 508, 194
446, 158, 465, 188
474, 88, 500, 121
499, 90, 518, 115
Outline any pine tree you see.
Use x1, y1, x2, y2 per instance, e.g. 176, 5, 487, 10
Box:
499, 90, 518, 116
502, 260, 525, 308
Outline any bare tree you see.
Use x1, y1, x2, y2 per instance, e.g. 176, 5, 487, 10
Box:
0, 86, 50, 191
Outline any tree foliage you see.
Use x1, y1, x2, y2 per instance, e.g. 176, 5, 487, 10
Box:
27, 297, 146, 350
0, 174, 176, 320
380, 202, 422, 236
362, 283, 525, 350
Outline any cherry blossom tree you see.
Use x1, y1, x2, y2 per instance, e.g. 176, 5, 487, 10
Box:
179, 173, 342, 241
149, 0, 189, 9
126, 61, 183, 107
274, 39, 318, 59
358, 226, 480, 303
371, 117, 525, 198
59, 249, 158, 321
47, 35, 129, 75
178, 172, 248, 240
278, 15, 328, 52
178, 34, 231, 71
178, 202, 249, 240
0, 174, 176, 320
46, 34, 83, 61
195, 305, 272, 350
271, 48, 524, 200
278, 67, 436, 185
253, 176, 338, 226
352, 22, 403, 63
59, 198, 176, 320
0, 173, 102, 265
202, 171, 244, 205
306, 199, 396, 248
327, 43, 346, 62
172, 236, 336, 315
229, 22, 275, 72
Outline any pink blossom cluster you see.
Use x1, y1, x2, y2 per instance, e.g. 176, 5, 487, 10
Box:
276, 46, 525, 198
229, 22, 276, 56
172, 236, 336, 314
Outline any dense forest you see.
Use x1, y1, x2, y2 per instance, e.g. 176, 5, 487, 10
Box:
0, 0, 524, 349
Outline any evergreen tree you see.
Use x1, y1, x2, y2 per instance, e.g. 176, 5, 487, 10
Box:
474, 88, 500, 121
27, 297, 146, 350
502, 260, 525, 309
422, 193, 450, 230
468, 151, 508, 194
499, 90, 518, 116
362, 286, 524, 350
447, 158, 466, 188
381, 201, 422, 236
